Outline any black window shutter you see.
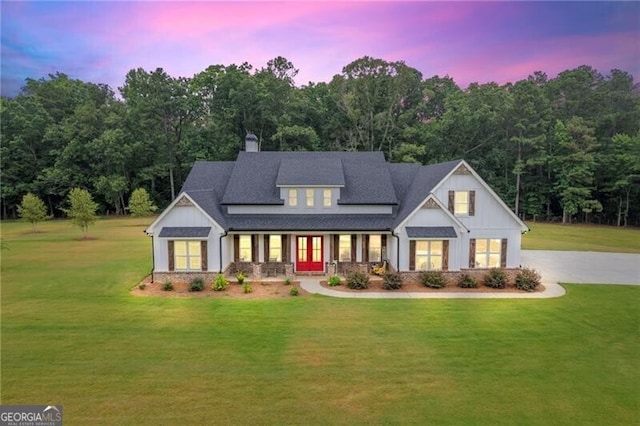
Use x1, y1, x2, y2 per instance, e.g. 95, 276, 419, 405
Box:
168, 240, 175, 271
448, 190, 455, 213
409, 240, 416, 271
333, 235, 339, 261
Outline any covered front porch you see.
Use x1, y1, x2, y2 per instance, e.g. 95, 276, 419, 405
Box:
226, 232, 392, 277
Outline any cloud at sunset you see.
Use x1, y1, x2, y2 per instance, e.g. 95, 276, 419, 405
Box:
1, 1, 638, 97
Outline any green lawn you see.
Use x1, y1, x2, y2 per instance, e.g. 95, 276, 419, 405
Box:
523, 222, 640, 253
1, 219, 638, 425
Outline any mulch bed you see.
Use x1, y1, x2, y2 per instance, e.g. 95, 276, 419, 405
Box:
131, 275, 308, 299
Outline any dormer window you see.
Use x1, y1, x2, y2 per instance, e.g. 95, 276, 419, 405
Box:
323, 189, 332, 207
288, 189, 297, 207
306, 189, 315, 207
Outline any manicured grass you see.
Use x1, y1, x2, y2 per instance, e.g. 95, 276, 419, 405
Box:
2, 218, 638, 424
523, 222, 640, 253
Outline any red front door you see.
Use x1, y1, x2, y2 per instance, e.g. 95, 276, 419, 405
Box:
296, 236, 324, 272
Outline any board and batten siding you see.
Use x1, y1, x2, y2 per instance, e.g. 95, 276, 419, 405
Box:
434, 174, 521, 230
152, 204, 223, 272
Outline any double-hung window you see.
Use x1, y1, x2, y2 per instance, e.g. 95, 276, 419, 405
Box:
269, 235, 282, 262
239, 235, 252, 261
323, 189, 332, 207
288, 189, 297, 207
338, 235, 351, 262
368, 235, 382, 262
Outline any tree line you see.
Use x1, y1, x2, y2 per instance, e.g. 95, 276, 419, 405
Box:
2, 56, 639, 225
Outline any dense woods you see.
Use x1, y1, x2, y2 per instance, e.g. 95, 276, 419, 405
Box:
2, 56, 639, 225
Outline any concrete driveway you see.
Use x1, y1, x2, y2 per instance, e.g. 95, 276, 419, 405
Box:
521, 250, 640, 285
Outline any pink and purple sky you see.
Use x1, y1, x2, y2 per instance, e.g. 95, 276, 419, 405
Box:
1, 1, 639, 97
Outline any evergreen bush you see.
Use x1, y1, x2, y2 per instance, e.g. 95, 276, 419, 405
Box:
484, 268, 507, 289
346, 270, 369, 290
515, 268, 541, 292
420, 270, 446, 288
382, 272, 403, 290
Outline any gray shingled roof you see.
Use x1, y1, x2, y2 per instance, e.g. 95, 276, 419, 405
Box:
220, 151, 397, 205
406, 226, 457, 238
178, 152, 462, 232
276, 158, 345, 186
159, 227, 211, 238
227, 214, 393, 231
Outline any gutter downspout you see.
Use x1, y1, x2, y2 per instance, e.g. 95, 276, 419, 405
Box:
219, 231, 228, 273
390, 229, 400, 271
149, 233, 155, 283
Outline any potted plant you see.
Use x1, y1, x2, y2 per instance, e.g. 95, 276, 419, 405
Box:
236, 271, 247, 285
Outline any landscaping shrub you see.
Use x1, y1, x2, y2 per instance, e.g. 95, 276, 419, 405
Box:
328, 275, 342, 287
382, 272, 403, 290
283, 278, 292, 286
212, 274, 228, 291
162, 282, 174, 291
138, 283, 147, 290
457, 274, 478, 288
242, 282, 253, 294
236, 272, 246, 284
346, 270, 369, 290
484, 268, 507, 289
420, 270, 446, 288
189, 277, 205, 292
515, 268, 542, 292
289, 286, 300, 296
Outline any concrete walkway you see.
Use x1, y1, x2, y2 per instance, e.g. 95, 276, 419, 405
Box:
298, 251, 639, 299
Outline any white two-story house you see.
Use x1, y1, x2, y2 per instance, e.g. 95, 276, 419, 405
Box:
145, 134, 528, 279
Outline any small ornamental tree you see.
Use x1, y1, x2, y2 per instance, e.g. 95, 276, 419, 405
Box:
64, 188, 99, 239
128, 188, 158, 217
17, 193, 48, 231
